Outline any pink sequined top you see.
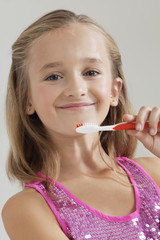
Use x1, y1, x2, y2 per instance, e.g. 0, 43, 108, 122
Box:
25, 157, 160, 239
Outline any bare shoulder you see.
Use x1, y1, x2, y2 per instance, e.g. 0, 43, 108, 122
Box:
2, 187, 69, 240
133, 156, 160, 188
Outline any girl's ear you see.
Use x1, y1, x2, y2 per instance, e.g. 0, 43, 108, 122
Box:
26, 102, 35, 115
110, 77, 122, 107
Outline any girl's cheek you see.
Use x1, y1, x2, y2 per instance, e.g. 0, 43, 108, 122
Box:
96, 81, 111, 102
38, 85, 57, 101
30, 86, 54, 112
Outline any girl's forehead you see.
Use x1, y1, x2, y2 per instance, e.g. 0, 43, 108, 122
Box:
30, 23, 108, 53
28, 23, 110, 69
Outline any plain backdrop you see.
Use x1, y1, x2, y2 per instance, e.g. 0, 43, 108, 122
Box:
0, 0, 159, 239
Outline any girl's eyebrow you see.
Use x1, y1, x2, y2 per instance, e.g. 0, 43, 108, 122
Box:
83, 57, 104, 65
40, 58, 104, 72
40, 62, 63, 72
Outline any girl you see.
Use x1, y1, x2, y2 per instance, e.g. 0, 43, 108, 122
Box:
2, 9, 160, 240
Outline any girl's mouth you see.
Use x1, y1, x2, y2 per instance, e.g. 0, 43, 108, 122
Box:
58, 102, 96, 110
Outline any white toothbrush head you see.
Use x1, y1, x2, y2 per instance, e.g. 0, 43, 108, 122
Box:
76, 123, 99, 134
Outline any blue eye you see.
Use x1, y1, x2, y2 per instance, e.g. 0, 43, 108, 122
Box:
45, 74, 61, 81
85, 70, 99, 76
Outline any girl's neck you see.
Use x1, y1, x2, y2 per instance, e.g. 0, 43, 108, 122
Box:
56, 142, 116, 181
47, 132, 119, 182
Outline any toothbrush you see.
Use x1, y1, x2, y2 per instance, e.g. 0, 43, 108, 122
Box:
76, 121, 160, 134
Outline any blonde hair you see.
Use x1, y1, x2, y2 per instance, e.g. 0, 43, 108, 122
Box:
6, 9, 137, 186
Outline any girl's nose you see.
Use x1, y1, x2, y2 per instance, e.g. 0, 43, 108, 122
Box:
64, 76, 88, 98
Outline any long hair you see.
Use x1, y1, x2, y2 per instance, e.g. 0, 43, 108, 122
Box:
6, 9, 137, 186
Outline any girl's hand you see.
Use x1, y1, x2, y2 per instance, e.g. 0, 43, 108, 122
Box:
123, 106, 160, 158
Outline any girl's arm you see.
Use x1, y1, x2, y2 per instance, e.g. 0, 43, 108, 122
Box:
2, 188, 69, 240
124, 106, 160, 158
124, 106, 160, 188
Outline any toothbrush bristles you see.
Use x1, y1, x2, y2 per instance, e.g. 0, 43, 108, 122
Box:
76, 123, 83, 128
76, 123, 97, 128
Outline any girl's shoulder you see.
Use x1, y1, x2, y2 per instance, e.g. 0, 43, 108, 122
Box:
133, 156, 160, 188
2, 187, 69, 240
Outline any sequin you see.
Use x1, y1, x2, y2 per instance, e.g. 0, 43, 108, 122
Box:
25, 157, 160, 239
85, 234, 91, 239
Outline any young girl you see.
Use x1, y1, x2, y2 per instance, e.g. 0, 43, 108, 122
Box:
2, 9, 160, 240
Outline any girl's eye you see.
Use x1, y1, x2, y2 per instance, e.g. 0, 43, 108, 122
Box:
45, 74, 61, 81
85, 70, 100, 77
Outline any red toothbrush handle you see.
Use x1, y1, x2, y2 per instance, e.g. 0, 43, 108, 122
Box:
113, 121, 160, 131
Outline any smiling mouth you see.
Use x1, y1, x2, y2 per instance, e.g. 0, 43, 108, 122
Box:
58, 103, 96, 110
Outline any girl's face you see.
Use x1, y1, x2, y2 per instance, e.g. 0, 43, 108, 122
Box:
27, 24, 121, 137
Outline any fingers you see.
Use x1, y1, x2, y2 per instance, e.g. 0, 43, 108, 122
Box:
136, 106, 160, 135
124, 106, 160, 135
125, 106, 160, 157
148, 107, 160, 135
123, 114, 136, 122
135, 106, 152, 131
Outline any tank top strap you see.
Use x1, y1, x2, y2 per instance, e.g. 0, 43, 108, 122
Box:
116, 156, 160, 198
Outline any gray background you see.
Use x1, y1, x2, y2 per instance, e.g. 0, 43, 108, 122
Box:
0, 0, 159, 239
